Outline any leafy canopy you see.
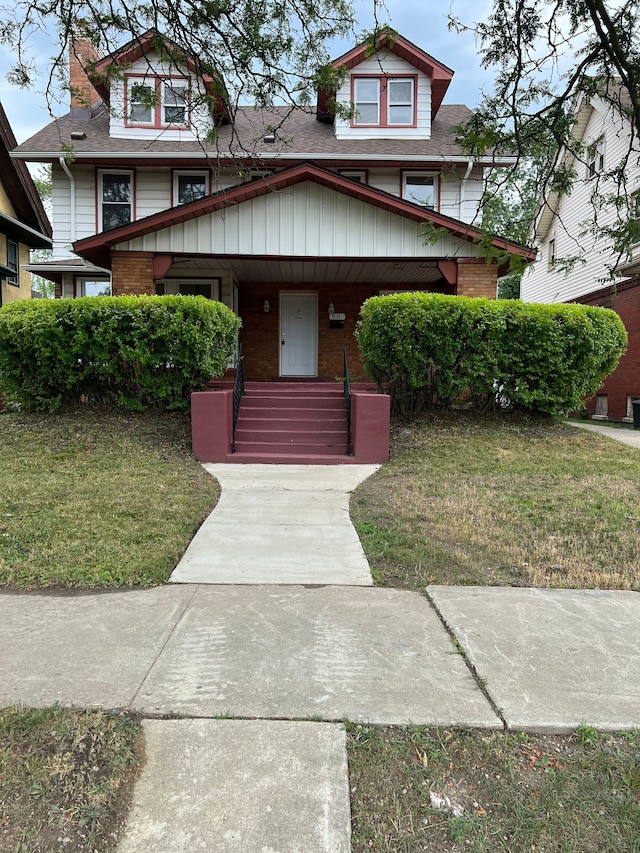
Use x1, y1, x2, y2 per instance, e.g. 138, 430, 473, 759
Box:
451, 0, 640, 275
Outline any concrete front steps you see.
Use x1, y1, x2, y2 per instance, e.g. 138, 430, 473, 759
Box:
229, 382, 354, 464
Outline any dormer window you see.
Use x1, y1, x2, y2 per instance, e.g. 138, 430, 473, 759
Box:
126, 76, 189, 128
352, 76, 416, 127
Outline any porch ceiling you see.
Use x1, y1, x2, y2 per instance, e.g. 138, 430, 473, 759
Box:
168, 256, 444, 285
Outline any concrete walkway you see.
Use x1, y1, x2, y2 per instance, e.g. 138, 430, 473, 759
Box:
2, 461, 640, 851
567, 419, 640, 448
170, 464, 378, 585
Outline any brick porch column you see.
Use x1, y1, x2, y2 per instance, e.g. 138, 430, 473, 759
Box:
110, 251, 155, 296
456, 259, 498, 299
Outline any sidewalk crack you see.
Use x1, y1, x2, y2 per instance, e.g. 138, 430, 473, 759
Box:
128, 584, 200, 708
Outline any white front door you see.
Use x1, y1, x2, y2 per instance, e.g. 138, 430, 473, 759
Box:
280, 293, 318, 377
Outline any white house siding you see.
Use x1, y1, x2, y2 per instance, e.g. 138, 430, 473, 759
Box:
334, 51, 431, 140
364, 166, 483, 224
115, 181, 486, 260
522, 99, 640, 304
51, 163, 97, 257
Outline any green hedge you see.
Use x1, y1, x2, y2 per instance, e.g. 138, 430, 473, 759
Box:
355, 293, 627, 415
0, 296, 241, 412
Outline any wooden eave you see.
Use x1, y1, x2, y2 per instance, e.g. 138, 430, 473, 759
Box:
0, 102, 52, 239
73, 161, 535, 268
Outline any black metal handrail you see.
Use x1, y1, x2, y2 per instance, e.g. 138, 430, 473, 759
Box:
343, 345, 352, 456
231, 342, 244, 453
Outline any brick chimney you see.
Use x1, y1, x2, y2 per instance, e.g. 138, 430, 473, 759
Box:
69, 38, 102, 119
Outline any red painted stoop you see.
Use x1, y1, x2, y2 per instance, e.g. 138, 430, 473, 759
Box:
229, 382, 354, 464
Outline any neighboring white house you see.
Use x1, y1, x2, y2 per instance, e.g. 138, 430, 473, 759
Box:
11, 28, 532, 382
522, 86, 640, 421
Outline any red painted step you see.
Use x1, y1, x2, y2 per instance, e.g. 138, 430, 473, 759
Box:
232, 382, 350, 462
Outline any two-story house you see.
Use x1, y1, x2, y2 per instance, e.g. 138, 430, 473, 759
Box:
13, 28, 532, 386
522, 86, 640, 422
0, 101, 52, 308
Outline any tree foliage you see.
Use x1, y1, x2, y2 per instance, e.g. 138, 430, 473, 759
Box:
451, 0, 640, 275
0, 0, 356, 124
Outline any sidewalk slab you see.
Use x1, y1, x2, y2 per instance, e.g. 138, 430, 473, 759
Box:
428, 586, 640, 732
0, 587, 195, 709
135, 585, 499, 727
567, 420, 640, 449
116, 719, 350, 853
170, 464, 378, 586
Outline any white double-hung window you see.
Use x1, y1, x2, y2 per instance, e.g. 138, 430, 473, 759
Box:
98, 171, 133, 231
402, 172, 438, 209
126, 77, 189, 127
353, 76, 415, 127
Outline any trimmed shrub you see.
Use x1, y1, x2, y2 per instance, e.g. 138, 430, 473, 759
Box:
0, 295, 241, 412
355, 293, 627, 415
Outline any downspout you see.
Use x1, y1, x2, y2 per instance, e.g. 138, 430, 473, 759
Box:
459, 159, 474, 219
59, 156, 76, 244
59, 156, 76, 297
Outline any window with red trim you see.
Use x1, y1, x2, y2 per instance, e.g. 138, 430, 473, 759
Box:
353, 76, 415, 127
126, 77, 189, 128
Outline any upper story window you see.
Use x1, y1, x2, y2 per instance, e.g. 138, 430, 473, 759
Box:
6, 239, 18, 286
338, 170, 368, 183
98, 170, 134, 232
587, 139, 605, 178
126, 76, 189, 128
353, 76, 416, 127
402, 172, 438, 209
173, 171, 209, 205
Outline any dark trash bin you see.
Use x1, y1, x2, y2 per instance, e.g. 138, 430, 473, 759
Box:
633, 399, 640, 429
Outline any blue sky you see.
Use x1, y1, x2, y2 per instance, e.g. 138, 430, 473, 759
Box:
0, 0, 494, 144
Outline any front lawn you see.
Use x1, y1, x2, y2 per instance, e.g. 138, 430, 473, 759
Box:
351, 413, 640, 591
0, 411, 219, 587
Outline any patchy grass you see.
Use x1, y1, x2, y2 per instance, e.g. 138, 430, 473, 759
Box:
348, 724, 640, 853
0, 706, 140, 852
351, 413, 640, 590
0, 410, 218, 588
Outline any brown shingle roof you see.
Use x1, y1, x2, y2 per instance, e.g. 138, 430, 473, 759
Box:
12, 104, 498, 165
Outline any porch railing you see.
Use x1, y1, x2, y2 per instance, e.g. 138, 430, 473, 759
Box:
343, 345, 352, 456
231, 343, 245, 453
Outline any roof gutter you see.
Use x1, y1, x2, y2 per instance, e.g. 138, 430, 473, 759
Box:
12, 150, 518, 166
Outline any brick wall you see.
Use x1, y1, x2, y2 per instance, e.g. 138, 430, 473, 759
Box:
456, 258, 498, 299
111, 252, 155, 296
239, 282, 399, 381
575, 279, 640, 421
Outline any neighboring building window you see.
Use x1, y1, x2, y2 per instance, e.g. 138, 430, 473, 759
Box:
548, 237, 556, 269
6, 239, 18, 286
593, 394, 608, 419
402, 172, 438, 208
78, 278, 111, 297
338, 170, 367, 183
98, 171, 133, 231
625, 395, 640, 421
353, 76, 415, 127
174, 171, 209, 204
587, 139, 605, 178
126, 77, 189, 127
